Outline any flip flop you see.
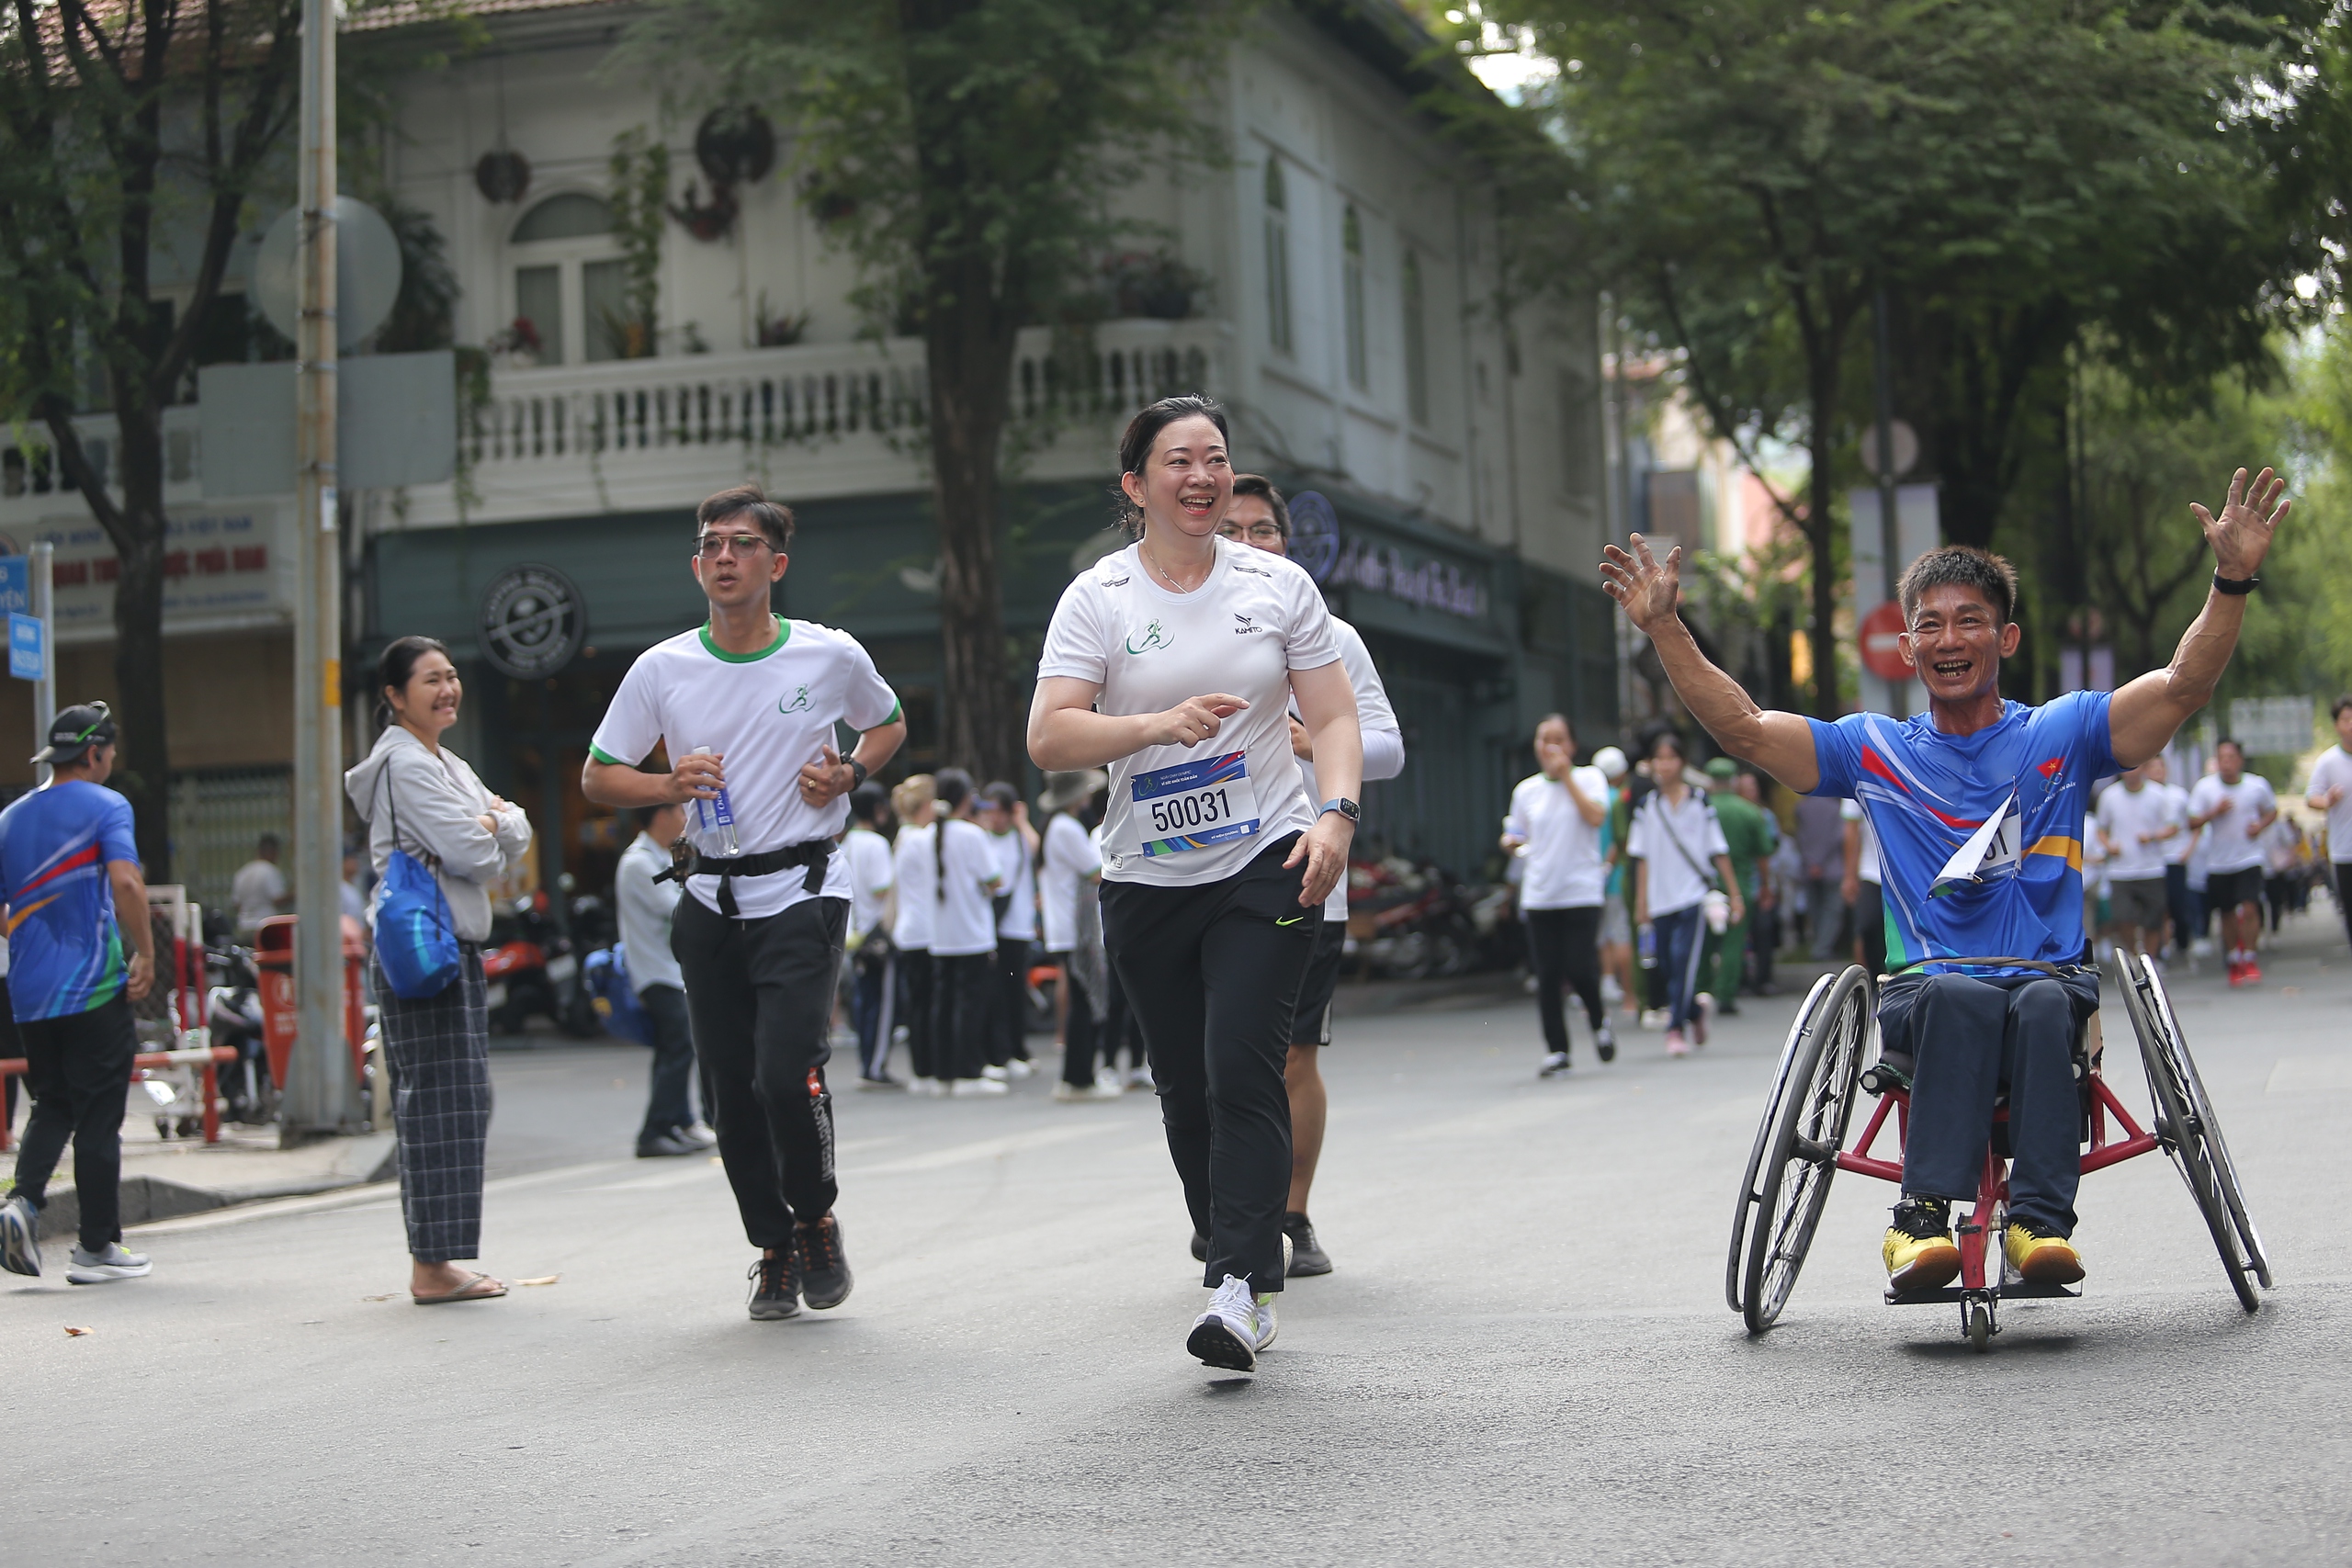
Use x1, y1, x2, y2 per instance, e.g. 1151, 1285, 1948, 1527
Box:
413, 1271, 508, 1305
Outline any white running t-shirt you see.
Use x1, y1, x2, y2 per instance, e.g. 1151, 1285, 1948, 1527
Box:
2188, 772, 2278, 874
892, 823, 936, 950
2095, 782, 2174, 882
1038, 811, 1100, 952
2158, 783, 2193, 866
1295, 615, 1405, 921
991, 828, 1037, 941
591, 617, 901, 919
842, 826, 894, 937
1505, 767, 1610, 909
932, 818, 1001, 957
1037, 538, 1340, 887
2305, 745, 2352, 863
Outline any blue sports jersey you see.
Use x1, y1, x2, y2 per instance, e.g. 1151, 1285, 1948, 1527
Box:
1807, 693, 2114, 973
0, 781, 139, 1020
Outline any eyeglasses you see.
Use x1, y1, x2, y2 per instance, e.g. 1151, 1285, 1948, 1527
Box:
1217, 523, 1284, 543
696, 533, 773, 558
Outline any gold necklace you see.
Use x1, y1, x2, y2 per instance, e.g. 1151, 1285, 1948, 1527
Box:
1141, 537, 1211, 594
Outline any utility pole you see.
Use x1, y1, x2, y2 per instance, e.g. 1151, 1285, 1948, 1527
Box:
30, 541, 53, 787
283, 0, 353, 1141
1870, 281, 1901, 605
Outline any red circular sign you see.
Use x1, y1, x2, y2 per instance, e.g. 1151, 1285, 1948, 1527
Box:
1860, 600, 1911, 682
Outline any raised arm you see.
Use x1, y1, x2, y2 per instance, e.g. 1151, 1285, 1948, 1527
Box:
2109, 468, 2289, 768
1600, 535, 1822, 794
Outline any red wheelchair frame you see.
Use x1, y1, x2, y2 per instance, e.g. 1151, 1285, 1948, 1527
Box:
1727, 952, 2269, 1350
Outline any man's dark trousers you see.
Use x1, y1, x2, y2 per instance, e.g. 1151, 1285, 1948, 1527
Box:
636, 982, 700, 1143
1877, 967, 2098, 1235
673, 894, 846, 1249
11, 994, 138, 1252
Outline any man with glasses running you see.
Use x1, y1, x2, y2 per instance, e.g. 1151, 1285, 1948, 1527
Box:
584, 487, 907, 1320
1602, 467, 2287, 1294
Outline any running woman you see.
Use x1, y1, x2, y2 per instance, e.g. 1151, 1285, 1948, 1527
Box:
582, 485, 907, 1321
1216, 474, 1404, 1277
2188, 737, 2278, 986
1030, 396, 1362, 1373
1503, 714, 1612, 1078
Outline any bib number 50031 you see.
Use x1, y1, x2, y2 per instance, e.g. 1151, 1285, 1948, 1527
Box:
1125, 751, 1261, 859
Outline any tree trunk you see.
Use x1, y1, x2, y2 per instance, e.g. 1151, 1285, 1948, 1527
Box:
1805, 359, 1842, 720
925, 260, 1023, 783
103, 400, 175, 875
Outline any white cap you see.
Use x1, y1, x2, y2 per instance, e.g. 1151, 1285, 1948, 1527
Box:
1592, 746, 1629, 780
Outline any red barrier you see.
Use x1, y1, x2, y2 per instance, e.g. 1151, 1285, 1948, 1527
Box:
254, 915, 368, 1094
0, 1043, 239, 1152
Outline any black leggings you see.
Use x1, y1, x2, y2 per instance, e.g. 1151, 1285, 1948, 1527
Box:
895, 950, 935, 1080
1524, 906, 1604, 1055
993, 935, 1032, 1066
932, 952, 997, 1082
1102, 834, 1317, 1295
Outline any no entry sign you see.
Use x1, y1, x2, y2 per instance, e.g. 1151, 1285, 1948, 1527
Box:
1860, 600, 1911, 682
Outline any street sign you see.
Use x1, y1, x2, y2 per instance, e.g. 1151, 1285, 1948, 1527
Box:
198, 350, 458, 496
1859, 600, 1910, 682
9, 612, 44, 681
0, 557, 26, 617
2230, 695, 2313, 757
253, 197, 402, 351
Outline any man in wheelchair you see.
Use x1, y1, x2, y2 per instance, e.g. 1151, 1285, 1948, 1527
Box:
1600, 468, 2288, 1296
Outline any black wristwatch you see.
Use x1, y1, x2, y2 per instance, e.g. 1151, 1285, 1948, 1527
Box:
2213, 570, 2259, 596
1319, 797, 1361, 824
844, 757, 869, 789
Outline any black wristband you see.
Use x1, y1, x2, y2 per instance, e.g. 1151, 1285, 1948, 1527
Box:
845, 757, 869, 789
2213, 570, 2259, 596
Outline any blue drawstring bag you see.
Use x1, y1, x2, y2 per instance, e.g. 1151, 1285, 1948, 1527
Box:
371, 770, 462, 999
582, 943, 654, 1045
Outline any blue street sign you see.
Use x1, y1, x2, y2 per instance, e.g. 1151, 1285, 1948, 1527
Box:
9, 612, 43, 682
0, 557, 25, 617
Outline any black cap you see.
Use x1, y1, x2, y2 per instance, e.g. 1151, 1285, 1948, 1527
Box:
34, 701, 115, 767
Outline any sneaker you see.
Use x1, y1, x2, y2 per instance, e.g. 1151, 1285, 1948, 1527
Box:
2226, 960, 2245, 988
1283, 1213, 1332, 1277
1691, 993, 1713, 1046
854, 1074, 903, 1091
1092, 1069, 1125, 1096
2191, 936, 2216, 959
2004, 1220, 2086, 1285
1186, 1274, 1277, 1371
1595, 1023, 1617, 1064
1190, 1230, 1208, 1263
66, 1243, 152, 1285
1539, 1051, 1570, 1078
1051, 1078, 1122, 1102
796, 1213, 854, 1309
980, 1065, 1010, 1083
637, 1128, 700, 1157
2241, 958, 2262, 984
0, 1193, 41, 1278
1006, 1058, 1035, 1080
1640, 1008, 1668, 1031
1124, 1066, 1155, 1091
747, 1250, 800, 1320
907, 1077, 944, 1097
1883, 1197, 1962, 1292
1664, 1029, 1690, 1057
682, 1122, 719, 1147
1600, 974, 1624, 1005
951, 1077, 1009, 1097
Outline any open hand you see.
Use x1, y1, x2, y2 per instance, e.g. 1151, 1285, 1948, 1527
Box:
2191, 467, 2289, 581
1285, 809, 1354, 907
1599, 533, 1684, 635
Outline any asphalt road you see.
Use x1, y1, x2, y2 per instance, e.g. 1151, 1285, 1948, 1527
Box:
9, 916, 2350, 1567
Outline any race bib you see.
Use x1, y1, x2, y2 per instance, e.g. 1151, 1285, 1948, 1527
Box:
1929, 795, 2021, 898
1124, 751, 1261, 859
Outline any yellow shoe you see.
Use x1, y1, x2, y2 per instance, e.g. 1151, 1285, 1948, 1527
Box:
1883, 1197, 1962, 1292
2005, 1222, 2085, 1285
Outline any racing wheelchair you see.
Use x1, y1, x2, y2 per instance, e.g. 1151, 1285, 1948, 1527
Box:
1725, 952, 2269, 1351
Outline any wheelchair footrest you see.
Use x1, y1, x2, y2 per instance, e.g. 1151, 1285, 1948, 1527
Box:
1883, 1281, 2082, 1305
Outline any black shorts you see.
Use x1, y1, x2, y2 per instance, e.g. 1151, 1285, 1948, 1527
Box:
2204, 864, 2265, 912
1288, 919, 1347, 1045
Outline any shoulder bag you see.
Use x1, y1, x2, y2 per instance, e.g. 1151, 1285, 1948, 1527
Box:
371, 763, 463, 999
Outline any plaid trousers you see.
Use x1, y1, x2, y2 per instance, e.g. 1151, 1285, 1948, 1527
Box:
373, 945, 492, 1263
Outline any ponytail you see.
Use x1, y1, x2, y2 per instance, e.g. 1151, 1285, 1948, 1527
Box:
933, 768, 974, 900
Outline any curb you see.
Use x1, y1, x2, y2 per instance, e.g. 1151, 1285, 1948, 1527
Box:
28, 1134, 401, 1241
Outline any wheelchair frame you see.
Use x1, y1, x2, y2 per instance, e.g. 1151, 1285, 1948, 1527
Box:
1726, 951, 2269, 1350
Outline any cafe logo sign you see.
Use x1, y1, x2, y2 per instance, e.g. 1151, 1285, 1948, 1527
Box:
480, 563, 585, 678
1329, 536, 1487, 619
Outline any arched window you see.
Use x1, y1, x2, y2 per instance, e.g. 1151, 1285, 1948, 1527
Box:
511, 193, 612, 243
1262, 157, 1293, 356
1402, 250, 1429, 425
1342, 205, 1367, 391
506, 193, 626, 366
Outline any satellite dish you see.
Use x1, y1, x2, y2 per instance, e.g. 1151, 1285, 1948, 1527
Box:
254, 197, 402, 351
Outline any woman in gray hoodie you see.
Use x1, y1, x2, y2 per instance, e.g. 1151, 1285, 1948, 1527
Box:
345, 636, 532, 1304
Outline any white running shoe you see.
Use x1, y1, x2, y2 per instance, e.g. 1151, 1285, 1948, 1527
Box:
1600, 974, 1625, 1005
0, 1193, 40, 1277
1538, 1052, 1570, 1078
906, 1077, 943, 1097
980, 1065, 1010, 1083
1050, 1079, 1122, 1102
66, 1243, 151, 1284
1125, 1066, 1155, 1091
1006, 1058, 1035, 1080
1186, 1274, 1277, 1371
1639, 1008, 1668, 1031
681, 1122, 718, 1147
1093, 1068, 1125, 1096
951, 1077, 1009, 1098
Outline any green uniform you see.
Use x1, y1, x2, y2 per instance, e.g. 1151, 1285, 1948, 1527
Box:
1708, 789, 1779, 1005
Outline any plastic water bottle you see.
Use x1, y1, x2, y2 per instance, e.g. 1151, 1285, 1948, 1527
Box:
1638, 921, 1658, 969
688, 745, 740, 856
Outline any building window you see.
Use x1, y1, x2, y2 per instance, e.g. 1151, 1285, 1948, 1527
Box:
1263, 157, 1293, 356
508, 193, 619, 367
1402, 250, 1429, 425
1342, 205, 1367, 391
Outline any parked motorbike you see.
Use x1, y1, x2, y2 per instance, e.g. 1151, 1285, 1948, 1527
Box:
205, 943, 276, 1125
482, 886, 603, 1036
1349, 854, 1505, 981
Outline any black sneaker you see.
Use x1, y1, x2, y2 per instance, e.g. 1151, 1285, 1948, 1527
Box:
748, 1250, 800, 1320
797, 1213, 854, 1310
637, 1128, 699, 1157
1283, 1213, 1333, 1277
1190, 1230, 1208, 1263
1596, 1024, 1617, 1063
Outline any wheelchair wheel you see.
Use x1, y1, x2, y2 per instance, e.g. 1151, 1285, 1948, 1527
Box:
2117, 952, 2267, 1312
1731, 964, 1871, 1332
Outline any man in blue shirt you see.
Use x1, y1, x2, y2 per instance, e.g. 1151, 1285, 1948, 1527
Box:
1601, 468, 2288, 1292
0, 704, 159, 1283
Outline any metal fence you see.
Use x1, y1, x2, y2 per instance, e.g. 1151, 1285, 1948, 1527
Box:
168, 767, 293, 920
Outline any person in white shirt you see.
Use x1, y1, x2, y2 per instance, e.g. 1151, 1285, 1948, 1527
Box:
1838, 798, 1884, 976
1035, 770, 1118, 1102
230, 834, 289, 932
842, 784, 899, 1087
2302, 694, 2352, 953
1626, 729, 1742, 1057
889, 776, 942, 1092
615, 801, 714, 1156
978, 781, 1041, 1079
582, 485, 907, 1323
2147, 754, 2193, 957
1217, 475, 1406, 1278
2187, 737, 2279, 987
1030, 395, 1362, 1374
2095, 764, 2177, 961
928, 770, 1006, 1095
1502, 714, 1611, 1079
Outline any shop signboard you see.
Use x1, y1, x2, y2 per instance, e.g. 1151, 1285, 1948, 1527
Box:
2229, 695, 2313, 757
0, 502, 296, 641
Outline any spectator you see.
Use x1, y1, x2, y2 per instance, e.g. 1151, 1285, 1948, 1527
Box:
1704, 759, 1777, 1014
1793, 793, 1848, 960
978, 781, 1040, 1080
890, 775, 940, 1093
231, 832, 290, 933
1627, 729, 1742, 1057
616, 800, 714, 1156
1036, 770, 1118, 1101
842, 783, 899, 1087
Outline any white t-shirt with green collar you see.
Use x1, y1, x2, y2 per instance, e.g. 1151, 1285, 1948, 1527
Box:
591, 616, 900, 919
